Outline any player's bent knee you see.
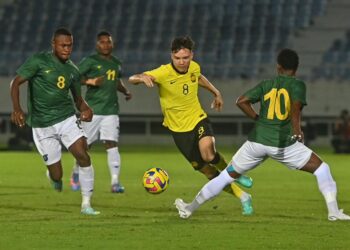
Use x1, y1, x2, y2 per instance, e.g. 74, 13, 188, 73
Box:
76, 152, 91, 167
201, 153, 215, 163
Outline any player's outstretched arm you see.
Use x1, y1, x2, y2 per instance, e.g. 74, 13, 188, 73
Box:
10, 75, 27, 128
83, 75, 104, 86
198, 74, 223, 112
128, 73, 155, 87
236, 95, 259, 121
117, 79, 132, 100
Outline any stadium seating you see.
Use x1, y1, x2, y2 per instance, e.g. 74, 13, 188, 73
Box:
0, 0, 327, 78
311, 30, 350, 80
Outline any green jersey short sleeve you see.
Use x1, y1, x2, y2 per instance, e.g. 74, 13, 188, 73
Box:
244, 75, 307, 147
16, 52, 80, 127
79, 54, 122, 115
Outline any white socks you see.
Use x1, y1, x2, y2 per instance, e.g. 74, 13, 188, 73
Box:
313, 162, 339, 214
73, 147, 121, 186
189, 170, 235, 212
187, 162, 339, 216
79, 165, 94, 208
107, 147, 121, 185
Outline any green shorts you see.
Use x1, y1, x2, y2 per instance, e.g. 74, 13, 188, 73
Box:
171, 118, 214, 170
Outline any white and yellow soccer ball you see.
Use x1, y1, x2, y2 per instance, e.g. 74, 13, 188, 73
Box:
142, 167, 169, 194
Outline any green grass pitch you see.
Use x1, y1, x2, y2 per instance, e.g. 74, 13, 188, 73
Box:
0, 145, 349, 249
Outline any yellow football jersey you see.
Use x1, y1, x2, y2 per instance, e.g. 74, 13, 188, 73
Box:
144, 61, 207, 132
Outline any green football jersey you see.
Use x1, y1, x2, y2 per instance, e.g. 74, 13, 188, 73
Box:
79, 54, 122, 115
244, 75, 307, 147
16, 52, 81, 128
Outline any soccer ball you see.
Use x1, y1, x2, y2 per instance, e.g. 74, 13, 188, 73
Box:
142, 167, 169, 194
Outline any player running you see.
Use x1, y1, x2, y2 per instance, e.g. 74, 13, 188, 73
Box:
175, 48, 350, 221
129, 36, 254, 215
69, 31, 132, 193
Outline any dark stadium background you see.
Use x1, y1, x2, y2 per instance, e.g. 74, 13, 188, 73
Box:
0, 0, 349, 148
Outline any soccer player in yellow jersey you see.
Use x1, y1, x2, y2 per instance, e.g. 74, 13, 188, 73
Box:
129, 36, 253, 215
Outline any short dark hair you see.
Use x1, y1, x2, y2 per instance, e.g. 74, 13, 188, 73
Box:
277, 48, 299, 71
171, 36, 195, 52
97, 30, 112, 39
52, 27, 72, 40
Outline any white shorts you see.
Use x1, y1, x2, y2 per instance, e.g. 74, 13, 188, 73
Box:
32, 115, 85, 165
231, 141, 313, 174
82, 115, 120, 145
